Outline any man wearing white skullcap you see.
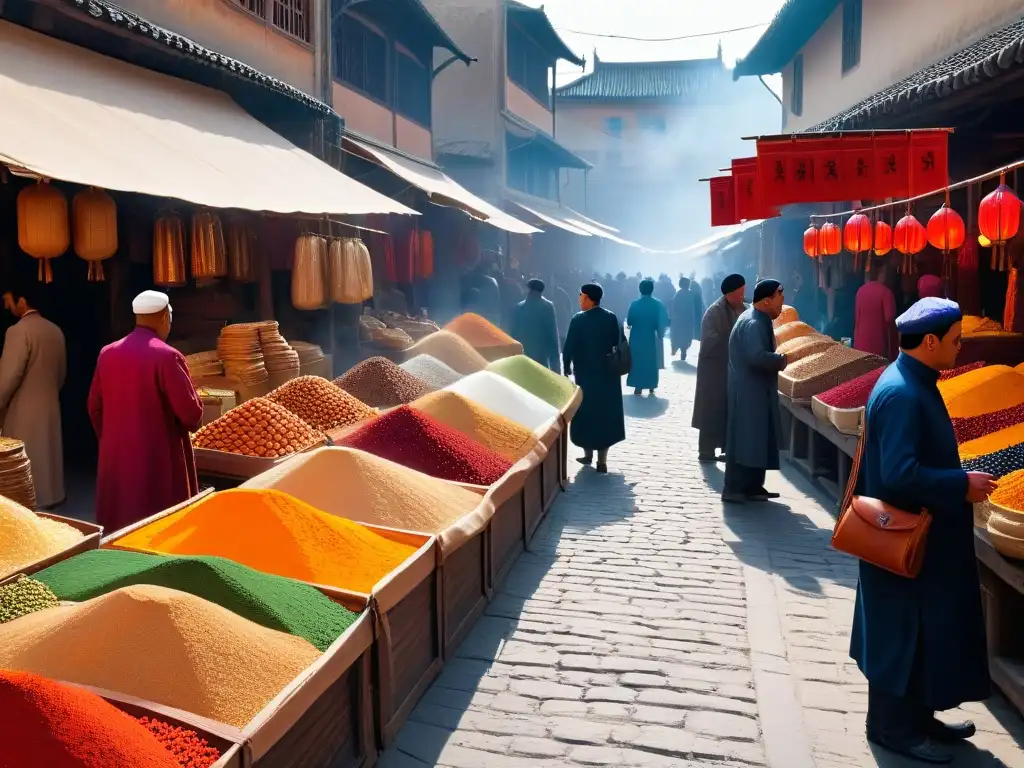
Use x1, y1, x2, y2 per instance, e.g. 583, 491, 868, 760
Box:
88, 290, 202, 531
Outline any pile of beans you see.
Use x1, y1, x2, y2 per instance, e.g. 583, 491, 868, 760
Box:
192, 397, 326, 458
268, 375, 375, 432
962, 442, 1024, 479
780, 347, 887, 400
776, 334, 835, 364
0, 574, 58, 624
136, 717, 221, 768
334, 356, 434, 408
939, 361, 985, 381
951, 401, 1024, 444
815, 367, 888, 409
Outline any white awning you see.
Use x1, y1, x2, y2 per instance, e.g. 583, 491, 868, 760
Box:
506, 191, 638, 246
510, 200, 593, 236
0, 21, 414, 216
342, 135, 540, 234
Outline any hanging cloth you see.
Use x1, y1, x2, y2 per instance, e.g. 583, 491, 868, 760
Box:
416, 230, 434, 280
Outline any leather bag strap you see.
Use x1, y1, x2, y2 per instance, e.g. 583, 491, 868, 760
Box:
839, 421, 866, 519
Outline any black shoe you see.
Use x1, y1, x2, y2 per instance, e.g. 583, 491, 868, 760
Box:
633, 388, 643, 396
747, 487, 781, 500
698, 454, 717, 463
596, 463, 608, 474
721, 491, 746, 504
866, 732, 953, 764
576, 456, 593, 466
928, 718, 975, 743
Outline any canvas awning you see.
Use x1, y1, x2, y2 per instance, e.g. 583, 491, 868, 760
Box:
0, 21, 414, 216
505, 191, 638, 246
342, 135, 539, 234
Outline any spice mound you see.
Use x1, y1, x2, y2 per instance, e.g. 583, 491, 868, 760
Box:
962, 315, 1005, 336
775, 334, 834, 364
952, 401, 1024, 445
486, 355, 576, 409
0, 583, 321, 728
0, 669, 182, 768
0, 496, 84, 578
401, 354, 463, 390
110, 488, 417, 594
959, 421, 1024, 460
0, 573, 58, 624
267, 375, 375, 432
939, 366, 1024, 419
939, 361, 986, 381
36, 548, 357, 652
773, 305, 799, 328
962, 442, 1024, 479
815, 367, 888, 409
333, 356, 434, 408
191, 397, 325, 458
339, 406, 512, 486
778, 347, 886, 400
774, 321, 818, 346
445, 313, 522, 350
445, 371, 559, 430
411, 390, 540, 461
241, 447, 485, 534
136, 716, 221, 768
405, 331, 488, 374
990, 469, 1024, 511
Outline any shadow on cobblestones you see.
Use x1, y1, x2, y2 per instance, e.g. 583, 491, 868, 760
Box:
623, 394, 670, 419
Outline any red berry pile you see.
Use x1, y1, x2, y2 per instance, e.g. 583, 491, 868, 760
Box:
951, 401, 1024, 445
815, 367, 888, 409
136, 717, 222, 768
939, 361, 986, 381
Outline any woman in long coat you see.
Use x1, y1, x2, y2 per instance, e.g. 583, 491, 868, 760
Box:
671, 278, 695, 360
626, 279, 669, 395
563, 283, 625, 473
692, 274, 746, 462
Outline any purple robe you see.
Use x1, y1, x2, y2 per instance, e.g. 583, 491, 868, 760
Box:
88, 327, 203, 533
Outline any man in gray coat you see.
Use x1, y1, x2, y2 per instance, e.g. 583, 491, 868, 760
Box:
722, 279, 787, 504
0, 282, 66, 508
511, 279, 560, 372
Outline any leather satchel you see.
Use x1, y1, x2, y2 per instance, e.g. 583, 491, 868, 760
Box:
607, 324, 632, 376
831, 423, 932, 578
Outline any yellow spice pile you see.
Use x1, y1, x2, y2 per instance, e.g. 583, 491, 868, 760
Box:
0, 497, 84, 578
939, 366, 1024, 419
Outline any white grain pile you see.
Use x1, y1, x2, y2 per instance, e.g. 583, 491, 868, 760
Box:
444, 371, 558, 431
400, 354, 463, 390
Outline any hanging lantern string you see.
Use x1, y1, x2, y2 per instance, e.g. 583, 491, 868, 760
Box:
809, 155, 1024, 220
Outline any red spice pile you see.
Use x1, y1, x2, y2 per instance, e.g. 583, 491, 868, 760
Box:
951, 401, 1024, 444
815, 367, 888, 409
0, 669, 180, 768
338, 405, 513, 485
136, 717, 222, 768
334, 357, 434, 408
939, 361, 986, 381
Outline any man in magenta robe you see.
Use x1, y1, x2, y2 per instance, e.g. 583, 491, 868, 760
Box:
918, 273, 945, 299
854, 261, 897, 360
88, 291, 203, 532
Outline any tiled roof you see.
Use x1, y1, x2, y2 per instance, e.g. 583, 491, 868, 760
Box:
506, 1, 584, 67
556, 56, 727, 100
734, 0, 841, 77
809, 14, 1024, 131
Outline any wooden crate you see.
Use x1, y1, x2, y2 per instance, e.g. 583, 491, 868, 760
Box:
975, 528, 1024, 719
541, 446, 561, 512
3, 512, 102, 580
523, 462, 544, 548
488, 489, 525, 592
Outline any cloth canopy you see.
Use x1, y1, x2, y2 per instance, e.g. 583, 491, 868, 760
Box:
0, 21, 414, 216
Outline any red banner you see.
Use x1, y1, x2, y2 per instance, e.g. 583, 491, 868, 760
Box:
909, 130, 949, 197
731, 157, 778, 221
709, 176, 738, 227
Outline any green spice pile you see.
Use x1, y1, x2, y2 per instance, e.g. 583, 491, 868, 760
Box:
0, 574, 59, 624
36, 549, 357, 652
486, 355, 576, 409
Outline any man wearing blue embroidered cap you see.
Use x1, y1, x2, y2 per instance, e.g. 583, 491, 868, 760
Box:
851, 296, 994, 764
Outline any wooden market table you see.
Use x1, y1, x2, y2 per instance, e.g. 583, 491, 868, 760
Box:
778, 394, 858, 508
975, 528, 1024, 717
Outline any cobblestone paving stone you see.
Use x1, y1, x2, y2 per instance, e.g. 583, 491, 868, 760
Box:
380, 358, 1024, 767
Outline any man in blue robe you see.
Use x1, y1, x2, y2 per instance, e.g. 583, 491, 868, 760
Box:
626, 278, 669, 396
511, 279, 560, 372
853, 297, 995, 764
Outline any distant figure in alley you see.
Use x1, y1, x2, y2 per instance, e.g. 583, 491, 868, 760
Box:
671, 277, 695, 361
511, 278, 560, 373
626, 278, 669, 396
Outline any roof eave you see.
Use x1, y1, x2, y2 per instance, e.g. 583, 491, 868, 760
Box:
734, 0, 841, 79
506, 2, 584, 67
401, 0, 473, 64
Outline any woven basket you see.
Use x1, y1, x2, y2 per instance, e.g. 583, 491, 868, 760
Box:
827, 405, 865, 436
986, 521, 1024, 560
810, 396, 829, 424
974, 501, 993, 529
777, 335, 835, 364
778, 349, 887, 400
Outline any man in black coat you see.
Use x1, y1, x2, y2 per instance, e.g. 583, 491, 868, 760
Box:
511, 279, 560, 372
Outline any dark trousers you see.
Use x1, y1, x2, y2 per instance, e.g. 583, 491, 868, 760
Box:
698, 429, 722, 458
867, 636, 932, 742
723, 461, 765, 495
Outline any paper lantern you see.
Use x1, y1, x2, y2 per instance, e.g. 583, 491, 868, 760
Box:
17, 182, 69, 283
979, 181, 1021, 245
72, 187, 118, 281
843, 213, 872, 254
894, 215, 927, 255
191, 211, 227, 282
803, 226, 819, 258
153, 212, 186, 288
979, 233, 992, 248
873, 221, 892, 256
926, 204, 965, 252
292, 235, 328, 310
818, 222, 842, 256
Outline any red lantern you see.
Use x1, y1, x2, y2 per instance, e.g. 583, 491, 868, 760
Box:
873, 221, 892, 256
894, 214, 927, 255
818, 222, 842, 256
978, 180, 1021, 245
803, 226, 819, 258
926, 204, 965, 252
843, 213, 872, 254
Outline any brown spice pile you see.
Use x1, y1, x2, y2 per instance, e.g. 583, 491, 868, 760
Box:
333, 357, 434, 408
268, 375, 375, 432
192, 397, 325, 458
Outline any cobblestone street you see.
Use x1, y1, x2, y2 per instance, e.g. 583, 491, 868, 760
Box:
380, 359, 1024, 768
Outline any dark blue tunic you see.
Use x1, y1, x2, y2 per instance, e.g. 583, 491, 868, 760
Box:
626, 296, 668, 390
563, 307, 626, 451
851, 353, 990, 711
511, 295, 561, 372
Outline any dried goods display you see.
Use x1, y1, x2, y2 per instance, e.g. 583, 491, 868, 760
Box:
153, 212, 187, 288
773, 305, 799, 328
257, 321, 300, 378
962, 442, 1024, 479
486, 355, 576, 409
0, 436, 38, 509
36, 549, 358, 652
959, 421, 1024, 459
329, 238, 373, 304
445, 371, 559, 431
445, 313, 523, 360
411, 390, 540, 461
406, 331, 489, 374
378, 311, 440, 340
0, 496, 83, 578
939, 366, 1024, 419
778, 347, 887, 400
267, 375, 375, 433
225, 218, 255, 283
814, 367, 888, 409
136, 717, 221, 768
401, 354, 463, 390
952, 401, 1024, 445
191, 397, 325, 458
183, 351, 222, 380
215, 323, 269, 387
111, 488, 417, 594
774, 321, 818, 346
290, 340, 326, 371
334, 357, 433, 408
291, 234, 328, 310
338, 406, 512, 486
189, 210, 227, 281
961, 315, 1006, 336
0, 669, 183, 768
0, 584, 321, 728
938, 361, 986, 381
0, 574, 58, 624
775, 334, 835, 364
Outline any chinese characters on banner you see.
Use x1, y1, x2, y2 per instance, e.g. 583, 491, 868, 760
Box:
708, 176, 738, 227
732, 157, 779, 222
754, 130, 950, 208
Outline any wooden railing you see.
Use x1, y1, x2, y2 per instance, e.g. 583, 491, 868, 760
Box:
232, 0, 310, 44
